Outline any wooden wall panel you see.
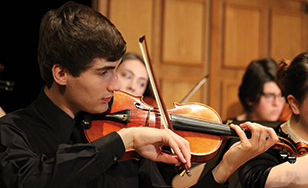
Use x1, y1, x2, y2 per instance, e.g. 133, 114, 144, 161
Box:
160, 0, 210, 108
269, 9, 307, 61
108, 0, 154, 54
223, 4, 262, 68
221, 80, 242, 120
162, 0, 206, 65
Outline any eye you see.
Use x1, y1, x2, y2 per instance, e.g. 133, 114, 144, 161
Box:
138, 81, 147, 88
122, 73, 131, 79
100, 71, 108, 76
263, 93, 273, 98
261, 93, 284, 103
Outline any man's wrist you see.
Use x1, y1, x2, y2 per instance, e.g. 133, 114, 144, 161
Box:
118, 128, 134, 149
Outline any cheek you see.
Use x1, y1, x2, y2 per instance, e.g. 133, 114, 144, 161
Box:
73, 77, 105, 100
255, 101, 281, 121
299, 105, 308, 121
136, 87, 147, 96
254, 101, 272, 115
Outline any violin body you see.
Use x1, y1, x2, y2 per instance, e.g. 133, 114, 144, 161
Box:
143, 96, 158, 108
84, 90, 224, 163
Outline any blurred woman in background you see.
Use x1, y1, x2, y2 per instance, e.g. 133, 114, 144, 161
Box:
235, 58, 286, 122
116, 52, 156, 107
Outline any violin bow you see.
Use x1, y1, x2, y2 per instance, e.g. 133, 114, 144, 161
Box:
180, 75, 208, 104
139, 35, 191, 176
138, 36, 172, 130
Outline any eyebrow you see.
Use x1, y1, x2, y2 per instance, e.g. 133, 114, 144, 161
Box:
96, 66, 117, 71
123, 69, 135, 76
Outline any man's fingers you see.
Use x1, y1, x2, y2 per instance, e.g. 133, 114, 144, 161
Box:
165, 130, 191, 169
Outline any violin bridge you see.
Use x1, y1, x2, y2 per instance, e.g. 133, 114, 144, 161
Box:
145, 109, 151, 127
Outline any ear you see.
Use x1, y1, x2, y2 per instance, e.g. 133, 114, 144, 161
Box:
287, 95, 300, 115
246, 98, 254, 107
52, 64, 67, 86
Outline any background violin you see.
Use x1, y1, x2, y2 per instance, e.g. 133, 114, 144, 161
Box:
82, 90, 308, 164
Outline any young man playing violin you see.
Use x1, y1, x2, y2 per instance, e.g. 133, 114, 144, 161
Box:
0, 2, 278, 188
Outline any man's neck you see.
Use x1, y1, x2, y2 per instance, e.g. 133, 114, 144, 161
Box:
44, 85, 76, 119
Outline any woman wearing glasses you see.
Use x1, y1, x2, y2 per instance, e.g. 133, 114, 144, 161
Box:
236, 58, 285, 121
235, 58, 286, 122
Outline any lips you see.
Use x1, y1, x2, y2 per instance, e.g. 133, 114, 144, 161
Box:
271, 110, 280, 115
102, 96, 112, 102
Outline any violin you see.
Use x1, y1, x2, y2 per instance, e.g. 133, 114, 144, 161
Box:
142, 96, 158, 108
82, 90, 308, 164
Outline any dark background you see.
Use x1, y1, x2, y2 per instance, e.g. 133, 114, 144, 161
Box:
0, 0, 91, 113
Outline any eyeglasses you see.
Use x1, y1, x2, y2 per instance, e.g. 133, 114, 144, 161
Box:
261, 93, 285, 103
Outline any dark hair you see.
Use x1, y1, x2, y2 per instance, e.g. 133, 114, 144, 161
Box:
239, 58, 277, 112
120, 52, 154, 98
276, 52, 308, 104
37, 2, 127, 88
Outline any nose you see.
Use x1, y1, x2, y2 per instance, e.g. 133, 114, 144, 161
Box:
126, 79, 137, 93
107, 73, 121, 92
126, 84, 135, 93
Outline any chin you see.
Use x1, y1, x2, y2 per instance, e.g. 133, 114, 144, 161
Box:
89, 105, 109, 114
99, 106, 109, 114
266, 116, 279, 121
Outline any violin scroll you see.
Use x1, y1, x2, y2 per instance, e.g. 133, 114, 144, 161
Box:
296, 142, 308, 156
272, 135, 308, 164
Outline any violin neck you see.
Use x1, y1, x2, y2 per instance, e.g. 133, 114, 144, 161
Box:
170, 114, 251, 138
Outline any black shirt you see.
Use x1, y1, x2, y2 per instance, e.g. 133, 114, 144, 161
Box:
0, 88, 227, 188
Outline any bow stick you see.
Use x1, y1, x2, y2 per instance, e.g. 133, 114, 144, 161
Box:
138, 36, 171, 130
138, 35, 191, 176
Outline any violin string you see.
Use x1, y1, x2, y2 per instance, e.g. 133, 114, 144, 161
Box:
129, 109, 232, 134
175, 115, 231, 134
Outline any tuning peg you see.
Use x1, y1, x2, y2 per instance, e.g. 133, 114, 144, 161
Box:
279, 148, 297, 164
279, 149, 288, 159
287, 153, 296, 164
